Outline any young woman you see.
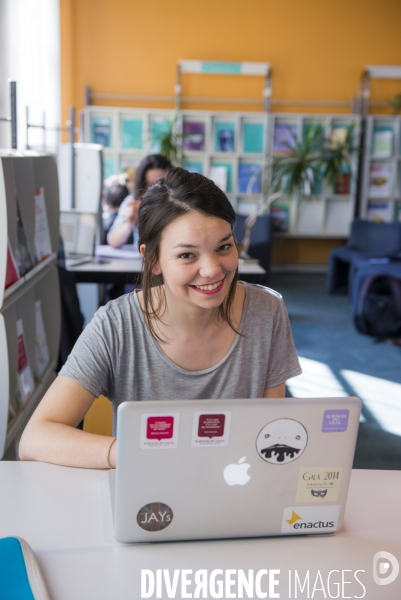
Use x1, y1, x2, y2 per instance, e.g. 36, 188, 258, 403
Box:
20, 168, 301, 469
107, 154, 172, 248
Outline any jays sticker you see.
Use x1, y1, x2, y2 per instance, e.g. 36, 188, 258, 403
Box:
256, 419, 308, 464
296, 467, 342, 503
139, 413, 179, 449
191, 411, 231, 447
137, 502, 173, 531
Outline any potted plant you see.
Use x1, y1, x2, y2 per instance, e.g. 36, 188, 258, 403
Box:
322, 123, 357, 195
270, 122, 325, 200
154, 110, 184, 166
270, 122, 357, 199
266, 121, 358, 234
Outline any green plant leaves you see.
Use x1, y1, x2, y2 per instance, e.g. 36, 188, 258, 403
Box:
154, 110, 184, 166
270, 121, 358, 200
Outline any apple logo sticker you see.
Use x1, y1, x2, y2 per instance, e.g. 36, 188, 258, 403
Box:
223, 457, 251, 486
256, 419, 308, 464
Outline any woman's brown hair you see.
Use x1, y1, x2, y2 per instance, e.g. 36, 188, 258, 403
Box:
138, 167, 239, 341
133, 154, 172, 200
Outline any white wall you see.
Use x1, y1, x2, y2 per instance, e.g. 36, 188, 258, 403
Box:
0, 0, 60, 151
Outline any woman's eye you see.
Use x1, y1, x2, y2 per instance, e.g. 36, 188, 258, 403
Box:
178, 253, 194, 260
217, 243, 233, 252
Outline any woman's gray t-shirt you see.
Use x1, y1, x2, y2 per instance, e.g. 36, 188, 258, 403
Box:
59, 282, 301, 427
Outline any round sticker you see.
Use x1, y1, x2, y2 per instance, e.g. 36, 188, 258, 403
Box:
136, 502, 173, 532
256, 419, 308, 464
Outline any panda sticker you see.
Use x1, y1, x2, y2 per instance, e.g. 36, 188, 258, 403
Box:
256, 419, 308, 464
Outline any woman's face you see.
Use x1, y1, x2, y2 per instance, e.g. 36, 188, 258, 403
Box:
145, 168, 166, 188
147, 211, 238, 311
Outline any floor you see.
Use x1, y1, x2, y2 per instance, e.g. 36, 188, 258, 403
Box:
269, 272, 401, 469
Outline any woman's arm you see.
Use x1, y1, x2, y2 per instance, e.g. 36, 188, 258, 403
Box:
263, 383, 286, 398
107, 198, 140, 248
107, 220, 133, 248
19, 375, 116, 469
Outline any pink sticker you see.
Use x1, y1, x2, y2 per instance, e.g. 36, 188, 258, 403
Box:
140, 413, 179, 449
198, 414, 225, 438
192, 411, 231, 447
146, 416, 174, 441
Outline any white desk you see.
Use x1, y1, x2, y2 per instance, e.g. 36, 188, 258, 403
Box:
0, 464, 400, 599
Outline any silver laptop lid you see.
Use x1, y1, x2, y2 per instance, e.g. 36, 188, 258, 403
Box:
60, 210, 98, 257
112, 397, 361, 543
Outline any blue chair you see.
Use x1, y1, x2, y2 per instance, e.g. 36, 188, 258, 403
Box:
327, 219, 401, 294
234, 214, 272, 283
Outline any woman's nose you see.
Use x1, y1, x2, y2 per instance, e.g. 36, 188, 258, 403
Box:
198, 254, 222, 279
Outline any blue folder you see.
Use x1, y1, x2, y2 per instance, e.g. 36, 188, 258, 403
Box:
0, 537, 50, 599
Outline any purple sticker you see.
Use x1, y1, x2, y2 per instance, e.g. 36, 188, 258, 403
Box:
322, 410, 350, 433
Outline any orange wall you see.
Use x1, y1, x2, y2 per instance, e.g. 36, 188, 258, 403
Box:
60, 0, 401, 125
59, 0, 401, 264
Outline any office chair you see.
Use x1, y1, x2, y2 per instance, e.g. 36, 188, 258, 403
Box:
327, 219, 401, 294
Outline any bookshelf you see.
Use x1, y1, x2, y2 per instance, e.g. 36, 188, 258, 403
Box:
0, 151, 61, 459
82, 106, 361, 237
360, 116, 401, 223
82, 106, 270, 216
269, 113, 361, 237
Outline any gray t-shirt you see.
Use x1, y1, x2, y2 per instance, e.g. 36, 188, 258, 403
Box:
60, 282, 301, 431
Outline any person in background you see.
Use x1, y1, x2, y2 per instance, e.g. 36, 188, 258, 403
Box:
107, 154, 172, 248
102, 182, 129, 240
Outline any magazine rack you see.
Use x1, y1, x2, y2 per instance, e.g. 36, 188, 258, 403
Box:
359, 115, 401, 223
175, 61, 271, 112
269, 113, 361, 237
82, 105, 361, 237
0, 151, 61, 458
82, 105, 271, 216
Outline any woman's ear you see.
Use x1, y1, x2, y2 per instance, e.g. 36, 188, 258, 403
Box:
140, 244, 162, 275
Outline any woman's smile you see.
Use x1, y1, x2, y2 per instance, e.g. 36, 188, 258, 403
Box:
189, 278, 225, 295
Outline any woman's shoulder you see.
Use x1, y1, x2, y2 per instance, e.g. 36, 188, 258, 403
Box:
242, 282, 284, 309
91, 291, 140, 327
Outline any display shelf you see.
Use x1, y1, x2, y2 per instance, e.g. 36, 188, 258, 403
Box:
83, 106, 270, 215
361, 116, 401, 223
5, 362, 57, 454
269, 113, 361, 236
0, 151, 61, 458
83, 106, 360, 236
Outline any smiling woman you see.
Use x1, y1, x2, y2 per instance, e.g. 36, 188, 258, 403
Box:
19, 168, 301, 469
137, 168, 240, 345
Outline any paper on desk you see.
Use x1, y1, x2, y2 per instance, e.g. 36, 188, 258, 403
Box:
95, 245, 141, 259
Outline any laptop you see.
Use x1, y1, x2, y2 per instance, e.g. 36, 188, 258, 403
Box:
60, 210, 100, 266
109, 397, 361, 543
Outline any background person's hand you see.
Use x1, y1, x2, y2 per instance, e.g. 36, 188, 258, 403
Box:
124, 199, 141, 226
